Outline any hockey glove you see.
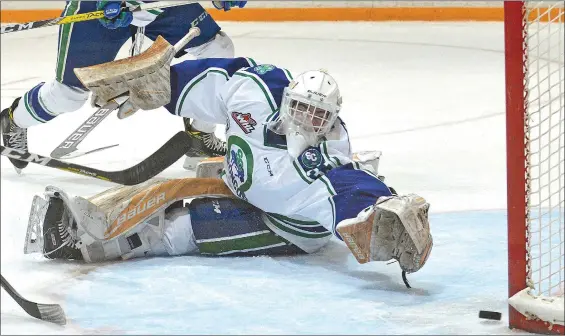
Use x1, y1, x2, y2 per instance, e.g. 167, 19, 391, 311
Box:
96, 1, 133, 29
212, 1, 247, 11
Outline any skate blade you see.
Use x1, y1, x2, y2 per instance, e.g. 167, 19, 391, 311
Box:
24, 195, 48, 254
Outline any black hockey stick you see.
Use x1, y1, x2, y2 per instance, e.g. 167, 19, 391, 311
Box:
1, 1, 195, 35
1, 274, 66, 325
1, 131, 191, 185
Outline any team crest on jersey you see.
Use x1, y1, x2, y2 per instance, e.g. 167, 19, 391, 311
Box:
254, 64, 275, 75
295, 146, 338, 181
227, 136, 254, 200
299, 148, 323, 169
231, 112, 257, 134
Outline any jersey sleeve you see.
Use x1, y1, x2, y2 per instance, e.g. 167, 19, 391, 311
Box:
164, 57, 257, 125
220, 72, 276, 127
220, 65, 294, 132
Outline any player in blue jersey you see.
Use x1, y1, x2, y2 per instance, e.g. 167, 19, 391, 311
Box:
23, 56, 433, 281
1, 0, 246, 172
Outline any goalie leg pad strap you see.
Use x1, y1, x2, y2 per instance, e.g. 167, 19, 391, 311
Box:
85, 202, 198, 262
163, 206, 199, 256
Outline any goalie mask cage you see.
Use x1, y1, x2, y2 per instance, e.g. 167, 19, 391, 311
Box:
504, 1, 564, 334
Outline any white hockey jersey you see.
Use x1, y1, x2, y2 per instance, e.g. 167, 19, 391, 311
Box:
166, 58, 392, 253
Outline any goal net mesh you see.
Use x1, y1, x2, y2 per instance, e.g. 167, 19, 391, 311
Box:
522, 1, 564, 301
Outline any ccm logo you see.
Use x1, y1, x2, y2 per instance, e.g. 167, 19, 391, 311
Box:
117, 192, 166, 225
1, 22, 33, 33
1, 147, 50, 165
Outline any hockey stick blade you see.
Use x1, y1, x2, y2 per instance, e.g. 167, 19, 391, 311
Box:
1, 131, 191, 185
50, 97, 126, 159
1, 274, 66, 325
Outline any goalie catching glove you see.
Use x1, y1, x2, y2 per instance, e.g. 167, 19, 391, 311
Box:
336, 194, 433, 274
73, 35, 176, 116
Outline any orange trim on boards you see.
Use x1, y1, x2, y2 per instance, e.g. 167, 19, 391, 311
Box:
0, 7, 563, 23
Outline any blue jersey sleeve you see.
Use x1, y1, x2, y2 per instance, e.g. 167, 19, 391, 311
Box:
325, 164, 393, 237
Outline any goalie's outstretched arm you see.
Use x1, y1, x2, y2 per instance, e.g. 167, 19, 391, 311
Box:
74, 50, 257, 126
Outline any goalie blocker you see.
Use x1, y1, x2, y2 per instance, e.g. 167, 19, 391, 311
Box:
24, 157, 432, 276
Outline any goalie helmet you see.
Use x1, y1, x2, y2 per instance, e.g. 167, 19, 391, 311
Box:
272, 69, 342, 145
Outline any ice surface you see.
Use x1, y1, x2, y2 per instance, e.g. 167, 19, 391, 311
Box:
1, 21, 539, 334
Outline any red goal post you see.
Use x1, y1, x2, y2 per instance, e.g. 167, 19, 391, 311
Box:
504, 1, 564, 334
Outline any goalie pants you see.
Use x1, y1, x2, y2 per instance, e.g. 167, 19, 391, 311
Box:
154, 197, 306, 259
12, 1, 234, 128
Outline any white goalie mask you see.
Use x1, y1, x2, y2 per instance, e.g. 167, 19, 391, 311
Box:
271, 69, 342, 146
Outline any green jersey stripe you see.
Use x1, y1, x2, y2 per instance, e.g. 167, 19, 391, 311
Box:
125, 2, 163, 16
321, 142, 341, 167
353, 161, 379, 179
319, 175, 337, 230
293, 160, 314, 184
282, 68, 293, 81
23, 92, 43, 123
176, 68, 230, 115
195, 230, 271, 244
197, 231, 286, 254
234, 71, 277, 113
213, 242, 288, 256
266, 214, 332, 239
245, 57, 257, 67
56, 1, 80, 82
267, 213, 320, 226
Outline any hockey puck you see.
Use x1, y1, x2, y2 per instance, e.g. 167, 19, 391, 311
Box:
479, 310, 502, 320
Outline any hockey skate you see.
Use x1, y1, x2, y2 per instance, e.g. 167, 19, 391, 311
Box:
1, 97, 29, 173
183, 118, 227, 170
24, 193, 83, 260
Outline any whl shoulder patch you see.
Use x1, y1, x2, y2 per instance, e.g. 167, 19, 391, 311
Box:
231, 112, 257, 134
